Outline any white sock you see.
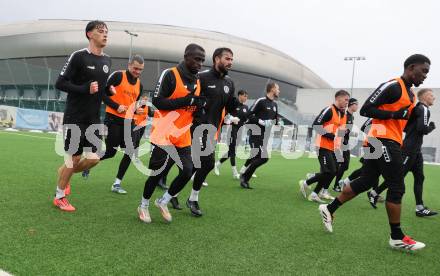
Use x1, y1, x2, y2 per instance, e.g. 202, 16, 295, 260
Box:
343, 178, 351, 185
311, 191, 318, 197
232, 166, 238, 174
215, 161, 221, 167
141, 197, 149, 208
189, 189, 199, 201
160, 192, 173, 204
114, 178, 121, 185
416, 204, 424, 211
239, 166, 247, 174
370, 190, 378, 197
56, 186, 65, 199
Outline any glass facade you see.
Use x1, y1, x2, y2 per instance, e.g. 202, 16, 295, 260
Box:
0, 56, 300, 122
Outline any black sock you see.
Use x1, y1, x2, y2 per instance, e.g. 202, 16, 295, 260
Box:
327, 198, 342, 214
390, 223, 404, 240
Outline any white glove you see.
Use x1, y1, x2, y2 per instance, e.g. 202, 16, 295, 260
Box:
264, 120, 273, 127
258, 119, 273, 127
224, 115, 232, 125
230, 116, 240, 125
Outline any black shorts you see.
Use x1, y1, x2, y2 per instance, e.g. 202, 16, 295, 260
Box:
351, 139, 405, 195
318, 148, 338, 174
63, 123, 103, 156
402, 150, 423, 177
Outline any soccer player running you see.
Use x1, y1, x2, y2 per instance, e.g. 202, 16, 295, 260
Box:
105, 92, 155, 194
214, 89, 249, 179
185, 47, 237, 217
318, 54, 430, 251
240, 82, 280, 189
332, 98, 358, 192
299, 90, 349, 202
53, 20, 112, 212
96, 54, 147, 194
137, 43, 206, 223
366, 88, 437, 217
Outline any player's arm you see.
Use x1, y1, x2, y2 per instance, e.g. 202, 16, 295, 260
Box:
360, 83, 404, 119
55, 52, 90, 94
415, 105, 435, 134
312, 107, 334, 139
225, 81, 239, 113
247, 99, 264, 124
152, 70, 198, 110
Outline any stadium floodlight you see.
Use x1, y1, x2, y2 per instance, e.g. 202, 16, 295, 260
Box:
344, 56, 366, 97
124, 30, 139, 60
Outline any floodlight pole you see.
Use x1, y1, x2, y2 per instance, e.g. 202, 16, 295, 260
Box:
124, 30, 138, 60
344, 56, 366, 97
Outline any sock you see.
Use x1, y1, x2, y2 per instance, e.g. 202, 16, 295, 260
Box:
323, 189, 329, 194
114, 178, 121, 186
370, 190, 378, 197
327, 198, 342, 214
343, 178, 351, 185
232, 166, 238, 175
310, 191, 318, 197
55, 186, 65, 199
390, 223, 405, 240
189, 189, 199, 201
416, 204, 424, 211
159, 192, 173, 204
215, 161, 221, 167
141, 197, 149, 208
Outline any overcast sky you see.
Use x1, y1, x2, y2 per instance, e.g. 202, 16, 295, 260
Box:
1, 0, 439, 88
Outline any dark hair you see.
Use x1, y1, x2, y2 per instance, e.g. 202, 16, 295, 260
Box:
404, 54, 431, 69
266, 82, 278, 93
335, 89, 350, 98
184, 43, 205, 56
212, 47, 233, 63
85, 20, 107, 40
238, 89, 248, 96
129, 54, 144, 64
348, 98, 358, 106
417, 88, 432, 99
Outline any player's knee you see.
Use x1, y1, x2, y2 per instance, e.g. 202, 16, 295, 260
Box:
386, 190, 404, 204
181, 165, 194, 180
89, 158, 100, 166
260, 157, 269, 164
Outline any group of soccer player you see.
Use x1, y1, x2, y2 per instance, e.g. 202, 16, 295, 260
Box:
300, 54, 436, 250
52, 20, 436, 251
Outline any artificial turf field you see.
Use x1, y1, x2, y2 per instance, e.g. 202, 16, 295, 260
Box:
1, 130, 440, 275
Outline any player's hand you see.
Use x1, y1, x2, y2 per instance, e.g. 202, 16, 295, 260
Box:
392, 105, 410, 120
117, 105, 127, 113
109, 85, 117, 95
135, 107, 145, 115
429, 121, 436, 130
90, 81, 99, 94
230, 116, 240, 125
193, 96, 207, 109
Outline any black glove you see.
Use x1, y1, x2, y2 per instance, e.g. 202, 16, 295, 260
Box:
429, 121, 436, 130
391, 105, 410, 120
186, 95, 207, 108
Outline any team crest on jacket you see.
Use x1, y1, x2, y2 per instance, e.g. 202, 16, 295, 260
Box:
273, 106, 276, 111
224, 86, 229, 93
103, 65, 109, 73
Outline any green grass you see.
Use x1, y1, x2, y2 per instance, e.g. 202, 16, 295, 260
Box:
1, 130, 440, 275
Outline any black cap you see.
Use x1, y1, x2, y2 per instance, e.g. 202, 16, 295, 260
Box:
348, 98, 358, 106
